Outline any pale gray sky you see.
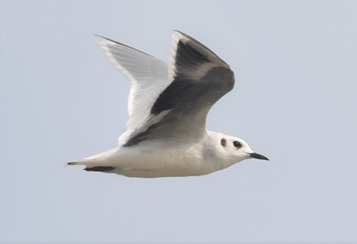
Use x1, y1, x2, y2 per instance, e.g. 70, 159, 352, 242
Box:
1, 0, 357, 243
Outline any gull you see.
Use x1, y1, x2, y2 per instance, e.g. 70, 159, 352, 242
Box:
67, 31, 269, 178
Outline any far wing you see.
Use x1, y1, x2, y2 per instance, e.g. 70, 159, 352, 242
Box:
122, 31, 235, 147
96, 36, 170, 145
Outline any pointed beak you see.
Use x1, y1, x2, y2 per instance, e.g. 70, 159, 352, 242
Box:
249, 152, 269, 161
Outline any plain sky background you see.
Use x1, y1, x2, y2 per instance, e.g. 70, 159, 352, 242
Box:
1, 0, 357, 243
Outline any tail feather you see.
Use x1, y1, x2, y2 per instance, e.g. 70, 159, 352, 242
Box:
66, 161, 116, 173
64, 162, 78, 167
66, 148, 119, 172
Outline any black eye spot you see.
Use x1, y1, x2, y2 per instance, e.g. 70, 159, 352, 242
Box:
221, 138, 227, 147
233, 141, 242, 148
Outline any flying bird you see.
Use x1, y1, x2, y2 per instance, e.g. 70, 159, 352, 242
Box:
67, 31, 269, 178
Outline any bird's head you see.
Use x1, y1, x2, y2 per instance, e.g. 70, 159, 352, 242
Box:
218, 134, 269, 164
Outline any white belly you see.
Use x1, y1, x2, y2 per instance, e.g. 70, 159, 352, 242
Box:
107, 142, 221, 178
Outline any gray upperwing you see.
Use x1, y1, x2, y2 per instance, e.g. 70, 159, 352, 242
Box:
122, 32, 235, 147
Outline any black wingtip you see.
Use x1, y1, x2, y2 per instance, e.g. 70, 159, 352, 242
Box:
84, 166, 115, 172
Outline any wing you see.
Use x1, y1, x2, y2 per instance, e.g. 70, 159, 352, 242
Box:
96, 36, 171, 145
121, 31, 235, 147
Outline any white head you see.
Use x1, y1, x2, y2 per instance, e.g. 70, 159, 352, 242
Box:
209, 132, 269, 167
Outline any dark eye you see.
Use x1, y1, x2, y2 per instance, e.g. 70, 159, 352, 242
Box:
233, 141, 242, 148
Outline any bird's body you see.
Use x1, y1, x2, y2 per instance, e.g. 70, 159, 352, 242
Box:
70, 131, 250, 178
68, 31, 268, 178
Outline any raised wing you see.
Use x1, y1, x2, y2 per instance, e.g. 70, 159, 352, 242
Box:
96, 36, 170, 145
121, 31, 235, 146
